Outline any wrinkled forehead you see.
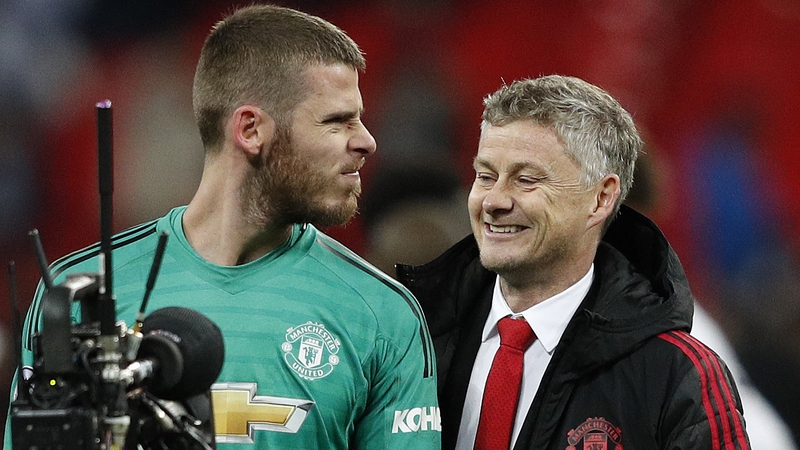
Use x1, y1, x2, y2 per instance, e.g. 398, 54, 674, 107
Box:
475, 121, 576, 171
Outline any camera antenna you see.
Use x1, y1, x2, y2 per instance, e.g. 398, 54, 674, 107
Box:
96, 100, 116, 336
134, 231, 169, 333
28, 229, 53, 291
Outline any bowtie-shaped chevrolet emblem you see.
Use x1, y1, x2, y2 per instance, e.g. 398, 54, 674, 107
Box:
211, 382, 315, 443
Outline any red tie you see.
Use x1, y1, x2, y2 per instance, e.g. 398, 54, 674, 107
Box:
474, 316, 537, 450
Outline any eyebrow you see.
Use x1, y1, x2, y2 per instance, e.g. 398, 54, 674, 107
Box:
473, 157, 491, 170
474, 157, 541, 174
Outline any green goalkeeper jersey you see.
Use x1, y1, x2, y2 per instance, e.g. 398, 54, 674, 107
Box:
6, 206, 441, 449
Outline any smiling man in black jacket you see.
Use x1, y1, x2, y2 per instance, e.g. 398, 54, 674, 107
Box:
397, 75, 751, 449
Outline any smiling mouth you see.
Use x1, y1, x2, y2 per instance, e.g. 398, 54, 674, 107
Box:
487, 224, 525, 233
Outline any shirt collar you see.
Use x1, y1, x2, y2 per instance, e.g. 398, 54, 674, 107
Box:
483, 265, 594, 353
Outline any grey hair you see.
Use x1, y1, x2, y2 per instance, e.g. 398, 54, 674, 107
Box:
481, 75, 641, 215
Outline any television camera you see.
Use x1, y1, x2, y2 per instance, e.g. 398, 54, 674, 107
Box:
7, 101, 223, 450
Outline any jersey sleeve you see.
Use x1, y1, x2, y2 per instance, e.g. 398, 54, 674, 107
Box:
3, 375, 17, 450
4, 285, 42, 450
351, 322, 441, 449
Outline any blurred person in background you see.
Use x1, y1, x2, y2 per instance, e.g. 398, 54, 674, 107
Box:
4, 4, 440, 449
629, 143, 797, 450
680, 95, 800, 442
398, 75, 750, 449
361, 165, 470, 276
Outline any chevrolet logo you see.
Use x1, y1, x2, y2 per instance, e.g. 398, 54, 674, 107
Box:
211, 382, 315, 443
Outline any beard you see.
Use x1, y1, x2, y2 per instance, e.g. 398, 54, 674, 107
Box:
240, 126, 360, 229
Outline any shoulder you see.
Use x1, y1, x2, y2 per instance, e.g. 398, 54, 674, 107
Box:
650, 330, 748, 444
23, 220, 161, 345
630, 330, 737, 389
598, 330, 743, 416
304, 229, 434, 371
48, 220, 161, 282
306, 228, 419, 310
654, 330, 730, 376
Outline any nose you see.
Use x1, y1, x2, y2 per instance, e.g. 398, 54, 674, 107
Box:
482, 182, 513, 215
350, 122, 377, 156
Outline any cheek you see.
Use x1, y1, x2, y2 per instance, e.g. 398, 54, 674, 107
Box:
467, 185, 484, 214
292, 131, 328, 158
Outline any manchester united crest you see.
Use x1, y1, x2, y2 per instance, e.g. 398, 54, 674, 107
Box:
566, 417, 622, 450
282, 321, 341, 380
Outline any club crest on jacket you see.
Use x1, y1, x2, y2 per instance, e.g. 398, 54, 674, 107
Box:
566, 417, 622, 450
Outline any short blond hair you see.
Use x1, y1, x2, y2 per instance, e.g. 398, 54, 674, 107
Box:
192, 4, 366, 152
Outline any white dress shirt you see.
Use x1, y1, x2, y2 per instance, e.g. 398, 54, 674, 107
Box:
456, 266, 594, 450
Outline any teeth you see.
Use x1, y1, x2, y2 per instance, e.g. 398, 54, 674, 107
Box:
488, 224, 522, 233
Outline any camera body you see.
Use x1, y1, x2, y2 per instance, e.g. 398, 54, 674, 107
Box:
9, 273, 215, 450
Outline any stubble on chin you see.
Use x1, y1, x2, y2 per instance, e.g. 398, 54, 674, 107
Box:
477, 233, 575, 287
241, 129, 360, 229
478, 250, 521, 276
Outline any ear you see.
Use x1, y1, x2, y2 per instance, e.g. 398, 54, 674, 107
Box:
230, 105, 276, 158
587, 174, 620, 229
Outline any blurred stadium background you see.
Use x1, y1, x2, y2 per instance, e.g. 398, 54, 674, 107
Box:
1, 0, 798, 444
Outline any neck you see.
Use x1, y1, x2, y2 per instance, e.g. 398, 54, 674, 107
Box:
183, 160, 291, 266
499, 255, 595, 313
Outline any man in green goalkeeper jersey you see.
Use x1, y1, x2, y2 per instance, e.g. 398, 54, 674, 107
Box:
5, 4, 440, 449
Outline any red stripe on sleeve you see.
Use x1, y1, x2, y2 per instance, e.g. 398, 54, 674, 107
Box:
670, 331, 736, 448
659, 332, 722, 450
680, 331, 750, 449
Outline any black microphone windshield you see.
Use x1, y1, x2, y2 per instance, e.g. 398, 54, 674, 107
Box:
140, 306, 225, 400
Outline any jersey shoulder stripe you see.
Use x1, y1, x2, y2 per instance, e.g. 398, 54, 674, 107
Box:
24, 221, 158, 348
314, 232, 435, 378
658, 330, 749, 450
48, 221, 158, 280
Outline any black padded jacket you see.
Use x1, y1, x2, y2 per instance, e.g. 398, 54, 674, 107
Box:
397, 205, 750, 450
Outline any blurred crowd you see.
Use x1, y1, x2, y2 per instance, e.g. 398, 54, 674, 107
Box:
1, 0, 799, 445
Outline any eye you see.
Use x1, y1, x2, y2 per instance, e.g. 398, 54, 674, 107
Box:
517, 173, 547, 187
322, 112, 362, 128
323, 118, 347, 128
474, 172, 496, 186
